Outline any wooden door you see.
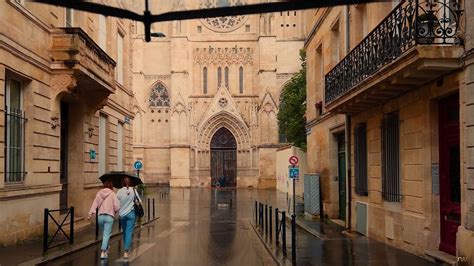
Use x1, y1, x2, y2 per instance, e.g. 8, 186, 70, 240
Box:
438, 93, 460, 255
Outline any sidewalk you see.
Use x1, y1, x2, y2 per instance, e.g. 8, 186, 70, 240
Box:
252, 213, 438, 266
0, 215, 159, 266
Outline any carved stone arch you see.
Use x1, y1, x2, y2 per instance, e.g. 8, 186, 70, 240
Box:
198, 111, 251, 150
148, 80, 170, 108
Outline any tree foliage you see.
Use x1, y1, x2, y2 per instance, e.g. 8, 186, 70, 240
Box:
277, 49, 307, 150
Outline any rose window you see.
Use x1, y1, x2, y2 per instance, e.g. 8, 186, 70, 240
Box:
200, 0, 247, 32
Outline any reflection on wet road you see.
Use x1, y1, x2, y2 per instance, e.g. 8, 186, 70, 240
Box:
49, 188, 276, 266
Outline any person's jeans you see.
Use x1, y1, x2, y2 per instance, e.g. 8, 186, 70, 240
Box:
120, 210, 136, 251
98, 214, 114, 251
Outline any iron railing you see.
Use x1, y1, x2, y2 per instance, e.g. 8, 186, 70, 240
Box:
325, 0, 463, 104
43, 207, 74, 253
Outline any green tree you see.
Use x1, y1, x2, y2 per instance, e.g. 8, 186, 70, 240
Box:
278, 49, 307, 150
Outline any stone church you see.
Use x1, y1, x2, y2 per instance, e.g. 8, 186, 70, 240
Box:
132, 0, 305, 188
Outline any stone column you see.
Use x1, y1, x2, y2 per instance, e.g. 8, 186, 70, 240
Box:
457, 0, 474, 263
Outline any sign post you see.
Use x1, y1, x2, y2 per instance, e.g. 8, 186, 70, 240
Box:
288, 155, 299, 262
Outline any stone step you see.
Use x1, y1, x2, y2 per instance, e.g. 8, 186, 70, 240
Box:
425, 250, 457, 266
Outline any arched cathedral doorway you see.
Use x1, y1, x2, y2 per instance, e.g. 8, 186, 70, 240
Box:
210, 127, 237, 187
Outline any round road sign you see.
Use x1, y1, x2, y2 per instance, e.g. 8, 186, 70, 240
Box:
134, 160, 143, 170
289, 156, 299, 166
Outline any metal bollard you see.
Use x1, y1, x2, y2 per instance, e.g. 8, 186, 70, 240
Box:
153, 198, 156, 219
265, 204, 268, 235
275, 208, 279, 245
70, 207, 74, 245
43, 208, 48, 253
147, 198, 151, 221
291, 214, 296, 261
95, 207, 99, 239
269, 206, 272, 240
282, 211, 287, 256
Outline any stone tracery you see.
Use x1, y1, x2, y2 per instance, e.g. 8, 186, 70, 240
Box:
149, 82, 170, 107
200, 0, 247, 32
194, 46, 253, 65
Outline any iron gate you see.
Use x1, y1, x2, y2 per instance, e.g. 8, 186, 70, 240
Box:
210, 128, 237, 187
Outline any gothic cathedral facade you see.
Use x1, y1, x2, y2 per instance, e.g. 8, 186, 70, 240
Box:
132, 0, 305, 188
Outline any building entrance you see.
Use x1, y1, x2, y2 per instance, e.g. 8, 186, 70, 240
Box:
438, 93, 461, 255
210, 128, 237, 187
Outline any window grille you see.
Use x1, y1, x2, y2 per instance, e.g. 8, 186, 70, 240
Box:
149, 82, 170, 107
5, 78, 27, 183
354, 123, 368, 196
382, 111, 401, 202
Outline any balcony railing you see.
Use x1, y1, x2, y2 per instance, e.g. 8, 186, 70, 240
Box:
325, 0, 463, 104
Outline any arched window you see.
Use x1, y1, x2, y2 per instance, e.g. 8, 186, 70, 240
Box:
203, 67, 208, 94
149, 82, 170, 107
239, 67, 244, 94
217, 67, 222, 87
225, 66, 229, 88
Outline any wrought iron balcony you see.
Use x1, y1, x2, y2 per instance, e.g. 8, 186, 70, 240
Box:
324, 0, 463, 109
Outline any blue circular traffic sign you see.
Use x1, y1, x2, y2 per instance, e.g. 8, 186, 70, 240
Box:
134, 160, 143, 170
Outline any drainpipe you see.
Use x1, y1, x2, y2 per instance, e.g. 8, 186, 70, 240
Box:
344, 5, 352, 230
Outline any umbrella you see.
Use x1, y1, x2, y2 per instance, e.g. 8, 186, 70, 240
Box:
99, 171, 143, 189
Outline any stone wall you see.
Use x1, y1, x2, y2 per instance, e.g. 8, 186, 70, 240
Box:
350, 74, 461, 256
0, 0, 134, 245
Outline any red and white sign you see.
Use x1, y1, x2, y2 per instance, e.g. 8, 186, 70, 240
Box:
289, 156, 299, 166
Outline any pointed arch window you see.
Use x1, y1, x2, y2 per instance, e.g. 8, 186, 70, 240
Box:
203, 67, 208, 94
217, 67, 222, 87
149, 82, 170, 107
239, 66, 244, 94
225, 67, 229, 88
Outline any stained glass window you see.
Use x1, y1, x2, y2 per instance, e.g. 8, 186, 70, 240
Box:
149, 82, 170, 107
225, 66, 229, 88
239, 66, 243, 93
218, 67, 222, 87
203, 67, 208, 94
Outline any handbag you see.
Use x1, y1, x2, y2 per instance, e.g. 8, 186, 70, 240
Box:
133, 188, 145, 218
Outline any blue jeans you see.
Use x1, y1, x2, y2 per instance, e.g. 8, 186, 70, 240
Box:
98, 214, 114, 251
120, 210, 136, 251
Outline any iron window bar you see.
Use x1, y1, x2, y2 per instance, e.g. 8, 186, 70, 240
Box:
5, 106, 27, 184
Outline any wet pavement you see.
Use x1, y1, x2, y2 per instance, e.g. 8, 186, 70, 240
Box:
5, 188, 438, 266
47, 188, 277, 265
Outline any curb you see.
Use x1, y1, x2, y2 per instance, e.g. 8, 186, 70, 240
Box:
248, 219, 292, 266
19, 217, 160, 266
284, 214, 327, 240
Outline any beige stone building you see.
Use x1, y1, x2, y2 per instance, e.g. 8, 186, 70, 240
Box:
305, 0, 474, 263
0, 0, 135, 245
132, 0, 305, 188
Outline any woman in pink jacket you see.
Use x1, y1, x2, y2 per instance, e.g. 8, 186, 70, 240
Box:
88, 181, 120, 259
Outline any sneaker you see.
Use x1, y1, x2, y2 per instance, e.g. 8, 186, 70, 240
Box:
100, 251, 108, 259
124, 251, 130, 259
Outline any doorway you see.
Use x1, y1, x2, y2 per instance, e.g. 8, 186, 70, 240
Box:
59, 101, 69, 211
438, 93, 460, 255
210, 128, 237, 187
337, 133, 346, 220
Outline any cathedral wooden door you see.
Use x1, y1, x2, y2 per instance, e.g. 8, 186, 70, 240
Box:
211, 128, 237, 187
